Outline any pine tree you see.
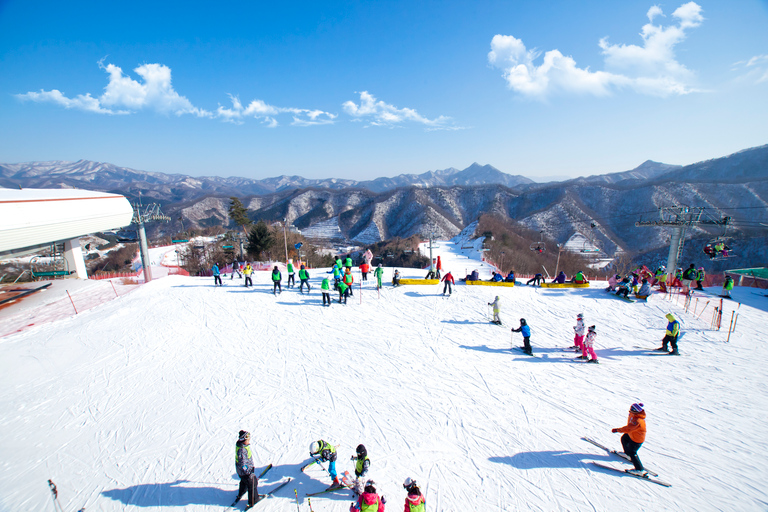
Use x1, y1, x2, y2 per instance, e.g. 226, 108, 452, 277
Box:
247, 221, 275, 259
228, 197, 252, 230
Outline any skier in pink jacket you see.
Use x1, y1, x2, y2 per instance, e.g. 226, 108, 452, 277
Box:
350, 480, 385, 512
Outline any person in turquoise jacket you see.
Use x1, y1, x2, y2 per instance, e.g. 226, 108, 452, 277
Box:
212, 263, 222, 287
298, 265, 311, 294
321, 277, 332, 306
271, 265, 282, 295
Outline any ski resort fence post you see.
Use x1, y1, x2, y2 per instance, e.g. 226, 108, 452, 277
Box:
66, 290, 78, 314
696, 300, 710, 320
726, 312, 736, 343
110, 280, 119, 298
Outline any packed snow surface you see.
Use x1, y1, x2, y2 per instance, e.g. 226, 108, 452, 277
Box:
1, 241, 767, 511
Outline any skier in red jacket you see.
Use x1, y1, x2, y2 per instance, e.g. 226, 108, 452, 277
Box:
441, 271, 454, 296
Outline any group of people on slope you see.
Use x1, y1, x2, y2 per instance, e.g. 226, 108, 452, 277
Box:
550, 270, 589, 285
270, 259, 312, 295
233, 430, 424, 511
606, 273, 652, 299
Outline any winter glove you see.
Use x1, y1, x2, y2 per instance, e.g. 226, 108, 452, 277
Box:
611, 428, 618, 433
381, 496, 386, 504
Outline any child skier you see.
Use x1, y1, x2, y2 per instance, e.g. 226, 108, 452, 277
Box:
576, 325, 598, 363
636, 278, 651, 299
271, 265, 282, 295
343, 267, 355, 296
656, 313, 680, 355
298, 265, 311, 294
488, 296, 501, 324
441, 271, 454, 296
722, 275, 734, 298
349, 480, 385, 512
572, 313, 585, 351
402, 477, 425, 512
350, 444, 371, 495
611, 403, 648, 476
392, 269, 401, 287
374, 264, 384, 290
309, 440, 341, 488
511, 318, 532, 355
321, 277, 332, 306
287, 259, 295, 288
243, 263, 253, 288
338, 279, 349, 304
232, 430, 260, 509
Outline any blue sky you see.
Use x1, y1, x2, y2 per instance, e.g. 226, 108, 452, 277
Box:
1, 0, 767, 181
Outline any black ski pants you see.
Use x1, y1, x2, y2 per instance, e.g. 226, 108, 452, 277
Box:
526, 276, 542, 286
237, 473, 259, 507
522, 336, 532, 354
661, 334, 678, 352
300, 279, 310, 292
245, 276, 252, 287
620, 433, 644, 471
273, 281, 281, 294
214, 275, 222, 286
322, 292, 331, 305
287, 274, 295, 287
443, 281, 452, 295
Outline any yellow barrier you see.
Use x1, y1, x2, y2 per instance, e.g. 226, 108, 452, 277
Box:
540, 282, 590, 288
465, 280, 515, 287
399, 279, 439, 285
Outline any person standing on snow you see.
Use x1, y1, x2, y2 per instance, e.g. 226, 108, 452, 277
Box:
321, 276, 332, 306
441, 271, 454, 296
435, 255, 442, 280
350, 444, 371, 495
402, 478, 425, 512
271, 265, 282, 295
722, 275, 734, 298
349, 480, 385, 512
309, 440, 341, 488
572, 313, 585, 351
231, 260, 241, 280
656, 313, 681, 355
212, 263, 222, 287
488, 296, 501, 324
682, 263, 698, 294
374, 264, 384, 290
232, 430, 260, 509
360, 261, 370, 282
695, 267, 705, 291
338, 279, 349, 304
512, 318, 532, 355
243, 263, 253, 288
286, 259, 296, 288
343, 267, 355, 296
576, 325, 599, 363
611, 403, 648, 476
344, 254, 353, 273
298, 265, 311, 294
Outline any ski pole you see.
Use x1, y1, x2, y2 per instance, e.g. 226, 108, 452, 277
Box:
48, 480, 64, 512
294, 488, 300, 512
308, 497, 315, 512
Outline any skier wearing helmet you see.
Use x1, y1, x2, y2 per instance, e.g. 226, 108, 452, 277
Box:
309, 440, 341, 488
511, 318, 533, 355
350, 444, 371, 494
611, 403, 648, 476
488, 296, 501, 325
572, 313, 585, 351
695, 267, 705, 291
349, 480, 385, 512
577, 325, 599, 363
403, 477, 425, 512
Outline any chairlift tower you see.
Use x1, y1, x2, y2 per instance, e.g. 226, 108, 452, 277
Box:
132, 198, 171, 283
635, 206, 729, 280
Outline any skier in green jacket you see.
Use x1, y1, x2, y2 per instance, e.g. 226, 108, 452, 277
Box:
298, 265, 311, 294
373, 264, 384, 290
271, 266, 282, 295
321, 277, 332, 306
286, 259, 295, 288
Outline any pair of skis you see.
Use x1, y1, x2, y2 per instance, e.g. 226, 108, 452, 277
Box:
582, 437, 671, 486
232, 464, 293, 509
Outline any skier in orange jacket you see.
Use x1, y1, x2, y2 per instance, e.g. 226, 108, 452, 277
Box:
612, 403, 647, 476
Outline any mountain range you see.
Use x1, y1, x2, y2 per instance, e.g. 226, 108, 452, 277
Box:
2, 144, 767, 267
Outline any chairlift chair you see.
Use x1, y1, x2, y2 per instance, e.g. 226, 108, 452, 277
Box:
529, 231, 546, 254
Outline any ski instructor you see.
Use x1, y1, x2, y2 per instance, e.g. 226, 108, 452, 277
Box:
232, 430, 260, 508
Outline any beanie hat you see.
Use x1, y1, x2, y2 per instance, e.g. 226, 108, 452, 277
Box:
630, 403, 644, 413
588, 325, 596, 332
238, 430, 250, 441
577, 313, 584, 319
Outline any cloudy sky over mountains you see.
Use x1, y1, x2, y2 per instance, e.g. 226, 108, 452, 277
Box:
1, 1, 766, 179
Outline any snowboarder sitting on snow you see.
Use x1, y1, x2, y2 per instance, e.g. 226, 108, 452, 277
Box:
611, 403, 648, 476
505, 271, 515, 283
570, 270, 588, 284
722, 275, 734, 298
576, 325, 599, 363
552, 271, 566, 284
310, 440, 341, 488
232, 430, 259, 509
299, 265, 311, 293
526, 273, 543, 286
606, 274, 620, 291
488, 296, 501, 324
402, 477, 425, 512
350, 444, 371, 495
656, 313, 680, 355
490, 272, 503, 282
616, 278, 632, 298
441, 271, 454, 295
572, 313, 585, 351
321, 277, 332, 306
425, 263, 437, 280
461, 269, 479, 282
271, 266, 282, 294
636, 278, 651, 299
511, 318, 532, 355
350, 480, 385, 512
392, 269, 401, 287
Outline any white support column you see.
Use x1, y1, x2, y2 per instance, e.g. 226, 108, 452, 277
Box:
63, 238, 88, 279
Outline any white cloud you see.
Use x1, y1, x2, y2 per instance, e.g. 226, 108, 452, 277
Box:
488, 2, 704, 99
215, 96, 337, 126
342, 91, 460, 130
731, 54, 768, 84
15, 89, 123, 114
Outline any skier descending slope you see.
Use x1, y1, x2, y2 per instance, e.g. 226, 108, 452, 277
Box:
572, 313, 585, 351
488, 296, 501, 325
577, 325, 599, 363
511, 318, 533, 355
611, 403, 648, 476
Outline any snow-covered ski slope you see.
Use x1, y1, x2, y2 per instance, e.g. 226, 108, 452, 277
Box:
1, 242, 767, 511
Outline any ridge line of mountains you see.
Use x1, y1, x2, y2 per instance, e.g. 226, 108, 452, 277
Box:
2, 144, 767, 267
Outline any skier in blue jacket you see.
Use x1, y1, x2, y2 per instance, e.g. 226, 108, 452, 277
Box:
511, 318, 533, 355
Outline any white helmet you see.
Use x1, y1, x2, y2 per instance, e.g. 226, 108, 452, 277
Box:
309, 441, 320, 454
403, 477, 416, 488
